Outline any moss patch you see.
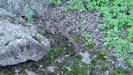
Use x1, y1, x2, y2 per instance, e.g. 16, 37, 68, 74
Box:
32, 35, 42, 43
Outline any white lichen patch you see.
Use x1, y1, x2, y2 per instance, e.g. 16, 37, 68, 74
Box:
80, 51, 91, 64
55, 57, 64, 63
47, 66, 56, 73
25, 70, 37, 75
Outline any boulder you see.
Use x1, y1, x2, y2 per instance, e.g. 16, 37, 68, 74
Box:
0, 0, 51, 17
0, 8, 50, 66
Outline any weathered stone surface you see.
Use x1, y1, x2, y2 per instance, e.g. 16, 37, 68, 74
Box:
0, 8, 50, 66
0, 0, 50, 17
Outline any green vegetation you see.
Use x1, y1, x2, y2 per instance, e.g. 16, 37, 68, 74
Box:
79, 22, 94, 46
49, 0, 61, 4
100, 66, 107, 72
96, 0, 133, 67
64, 0, 85, 12
32, 35, 42, 43
33, 63, 40, 71
48, 0, 133, 74
43, 30, 88, 75
1, 66, 15, 75
23, 2, 33, 23
18, 70, 27, 75
63, 0, 133, 67
111, 67, 130, 75
1, 0, 131, 74
96, 52, 105, 60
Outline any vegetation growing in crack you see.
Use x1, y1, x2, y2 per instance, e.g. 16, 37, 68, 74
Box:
32, 35, 42, 43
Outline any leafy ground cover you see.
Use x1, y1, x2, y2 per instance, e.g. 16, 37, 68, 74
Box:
0, 0, 133, 75
48, 0, 133, 74
62, 0, 133, 67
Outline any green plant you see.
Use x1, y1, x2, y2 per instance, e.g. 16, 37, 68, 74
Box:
112, 68, 130, 75
23, 3, 33, 23
127, 27, 133, 41
4, 66, 15, 74
33, 63, 40, 71
96, 53, 105, 60
79, 22, 95, 47
127, 59, 133, 67
89, 59, 97, 75
32, 35, 42, 43
100, 66, 107, 72
64, 0, 85, 12
86, 0, 133, 65
64, 0, 133, 68
49, 0, 61, 4
71, 58, 87, 75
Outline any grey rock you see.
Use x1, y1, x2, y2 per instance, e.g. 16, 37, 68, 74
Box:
0, 0, 51, 17
0, 8, 50, 66
25, 70, 38, 75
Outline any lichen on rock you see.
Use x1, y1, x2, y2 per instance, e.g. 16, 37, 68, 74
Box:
0, 8, 50, 66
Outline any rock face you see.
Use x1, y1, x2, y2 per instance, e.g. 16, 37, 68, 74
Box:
0, 8, 50, 66
0, 0, 50, 17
